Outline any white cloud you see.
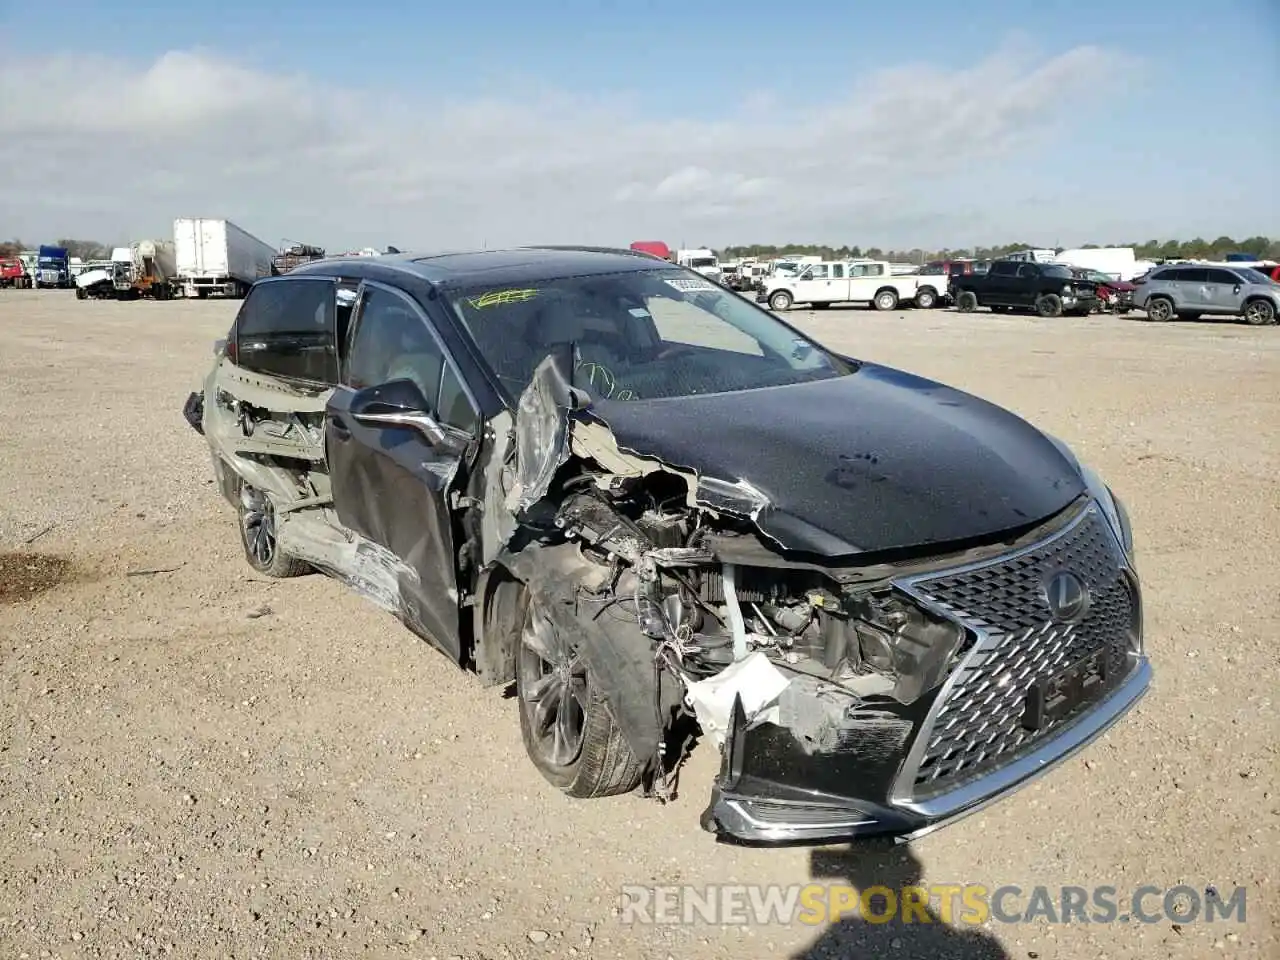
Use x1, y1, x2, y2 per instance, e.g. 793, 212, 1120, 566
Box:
0, 38, 1143, 250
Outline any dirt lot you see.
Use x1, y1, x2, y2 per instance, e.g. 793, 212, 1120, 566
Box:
1, 289, 1276, 960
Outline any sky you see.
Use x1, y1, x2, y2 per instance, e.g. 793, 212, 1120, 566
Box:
2, 0, 1278, 252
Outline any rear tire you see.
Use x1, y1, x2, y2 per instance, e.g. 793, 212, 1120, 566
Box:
914, 287, 938, 309
1035, 294, 1064, 318
874, 289, 899, 311
237, 482, 309, 578
956, 290, 978, 313
515, 591, 644, 799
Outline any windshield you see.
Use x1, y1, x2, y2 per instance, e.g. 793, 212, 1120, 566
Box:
688, 257, 717, 268
449, 268, 855, 402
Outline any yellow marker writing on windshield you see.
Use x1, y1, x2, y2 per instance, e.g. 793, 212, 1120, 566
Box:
467, 288, 538, 310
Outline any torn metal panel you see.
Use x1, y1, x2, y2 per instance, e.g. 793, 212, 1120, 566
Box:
276, 508, 418, 616
683, 652, 789, 749
477, 412, 519, 567
504, 354, 588, 515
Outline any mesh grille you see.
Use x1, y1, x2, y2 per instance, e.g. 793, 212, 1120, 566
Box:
903, 506, 1136, 797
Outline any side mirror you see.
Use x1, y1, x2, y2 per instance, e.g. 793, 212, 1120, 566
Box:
350, 378, 448, 445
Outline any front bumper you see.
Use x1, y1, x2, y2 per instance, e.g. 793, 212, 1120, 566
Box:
703, 658, 1150, 844
700, 499, 1152, 845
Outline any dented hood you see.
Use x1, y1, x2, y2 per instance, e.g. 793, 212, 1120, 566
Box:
589, 362, 1085, 556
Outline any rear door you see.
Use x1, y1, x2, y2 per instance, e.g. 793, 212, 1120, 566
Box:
1176, 268, 1211, 310
848, 262, 887, 301
324, 281, 482, 660
985, 261, 1020, 305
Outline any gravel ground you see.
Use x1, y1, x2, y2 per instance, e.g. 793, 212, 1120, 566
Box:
0, 289, 1276, 960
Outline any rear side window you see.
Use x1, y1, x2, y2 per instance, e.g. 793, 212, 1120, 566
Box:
1206, 269, 1240, 285
234, 278, 337, 383
991, 261, 1019, 277
345, 286, 478, 434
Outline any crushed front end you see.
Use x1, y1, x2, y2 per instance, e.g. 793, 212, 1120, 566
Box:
698, 499, 1150, 844
491, 361, 1152, 845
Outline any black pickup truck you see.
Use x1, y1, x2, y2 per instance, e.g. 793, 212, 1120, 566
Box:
949, 259, 1099, 317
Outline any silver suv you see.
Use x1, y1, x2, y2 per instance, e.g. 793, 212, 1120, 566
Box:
1134, 264, 1279, 325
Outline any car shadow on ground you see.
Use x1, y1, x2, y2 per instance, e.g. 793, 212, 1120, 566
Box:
792, 840, 1010, 959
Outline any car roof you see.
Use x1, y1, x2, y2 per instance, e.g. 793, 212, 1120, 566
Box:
286, 246, 672, 290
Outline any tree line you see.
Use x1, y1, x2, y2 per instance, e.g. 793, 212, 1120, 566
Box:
0, 239, 113, 260
719, 236, 1280, 264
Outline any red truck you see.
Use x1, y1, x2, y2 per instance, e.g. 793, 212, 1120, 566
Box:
0, 258, 28, 288
629, 241, 673, 261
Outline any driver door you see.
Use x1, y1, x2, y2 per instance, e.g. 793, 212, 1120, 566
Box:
791, 263, 831, 304
324, 281, 482, 661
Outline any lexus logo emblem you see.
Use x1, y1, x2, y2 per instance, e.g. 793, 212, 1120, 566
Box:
1045, 571, 1090, 622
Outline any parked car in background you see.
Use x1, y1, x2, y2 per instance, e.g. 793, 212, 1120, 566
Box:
1071, 269, 1136, 314
181, 246, 1148, 845
1133, 264, 1279, 325
759, 260, 943, 311
950, 260, 1099, 317
0, 258, 28, 288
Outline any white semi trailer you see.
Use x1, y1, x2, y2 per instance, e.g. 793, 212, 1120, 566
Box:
173, 218, 275, 298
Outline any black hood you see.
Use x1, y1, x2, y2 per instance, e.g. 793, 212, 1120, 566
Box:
588, 362, 1085, 556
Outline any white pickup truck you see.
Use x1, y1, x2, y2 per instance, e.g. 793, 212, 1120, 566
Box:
756, 260, 943, 311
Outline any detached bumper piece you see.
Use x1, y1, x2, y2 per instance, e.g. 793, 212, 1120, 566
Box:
701, 501, 1153, 846
182, 390, 205, 435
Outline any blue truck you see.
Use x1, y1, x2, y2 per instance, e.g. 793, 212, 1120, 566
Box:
35, 245, 71, 288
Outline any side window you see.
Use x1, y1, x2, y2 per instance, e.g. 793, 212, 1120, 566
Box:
235, 277, 337, 383
437, 364, 479, 434
808, 264, 830, 280
1179, 268, 1209, 283
1206, 269, 1239, 285
865, 263, 885, 277
830, 264, 844, 279
345, 287, 478, 433
1017, 263, 1039, 279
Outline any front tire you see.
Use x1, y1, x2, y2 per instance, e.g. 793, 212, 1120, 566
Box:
1035, 293, 1064, 318
516, 592, 643, 799
1243, 299, 1276, 326
237, 482, 309, 578
1144, 297, 1174, 322
75, 286, 86, 300
768, 290, 793, 311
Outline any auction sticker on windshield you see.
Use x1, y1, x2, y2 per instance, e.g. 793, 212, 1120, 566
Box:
663, 277, 719, 294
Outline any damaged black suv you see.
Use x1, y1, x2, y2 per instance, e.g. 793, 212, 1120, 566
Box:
182, 247, 1151, 844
